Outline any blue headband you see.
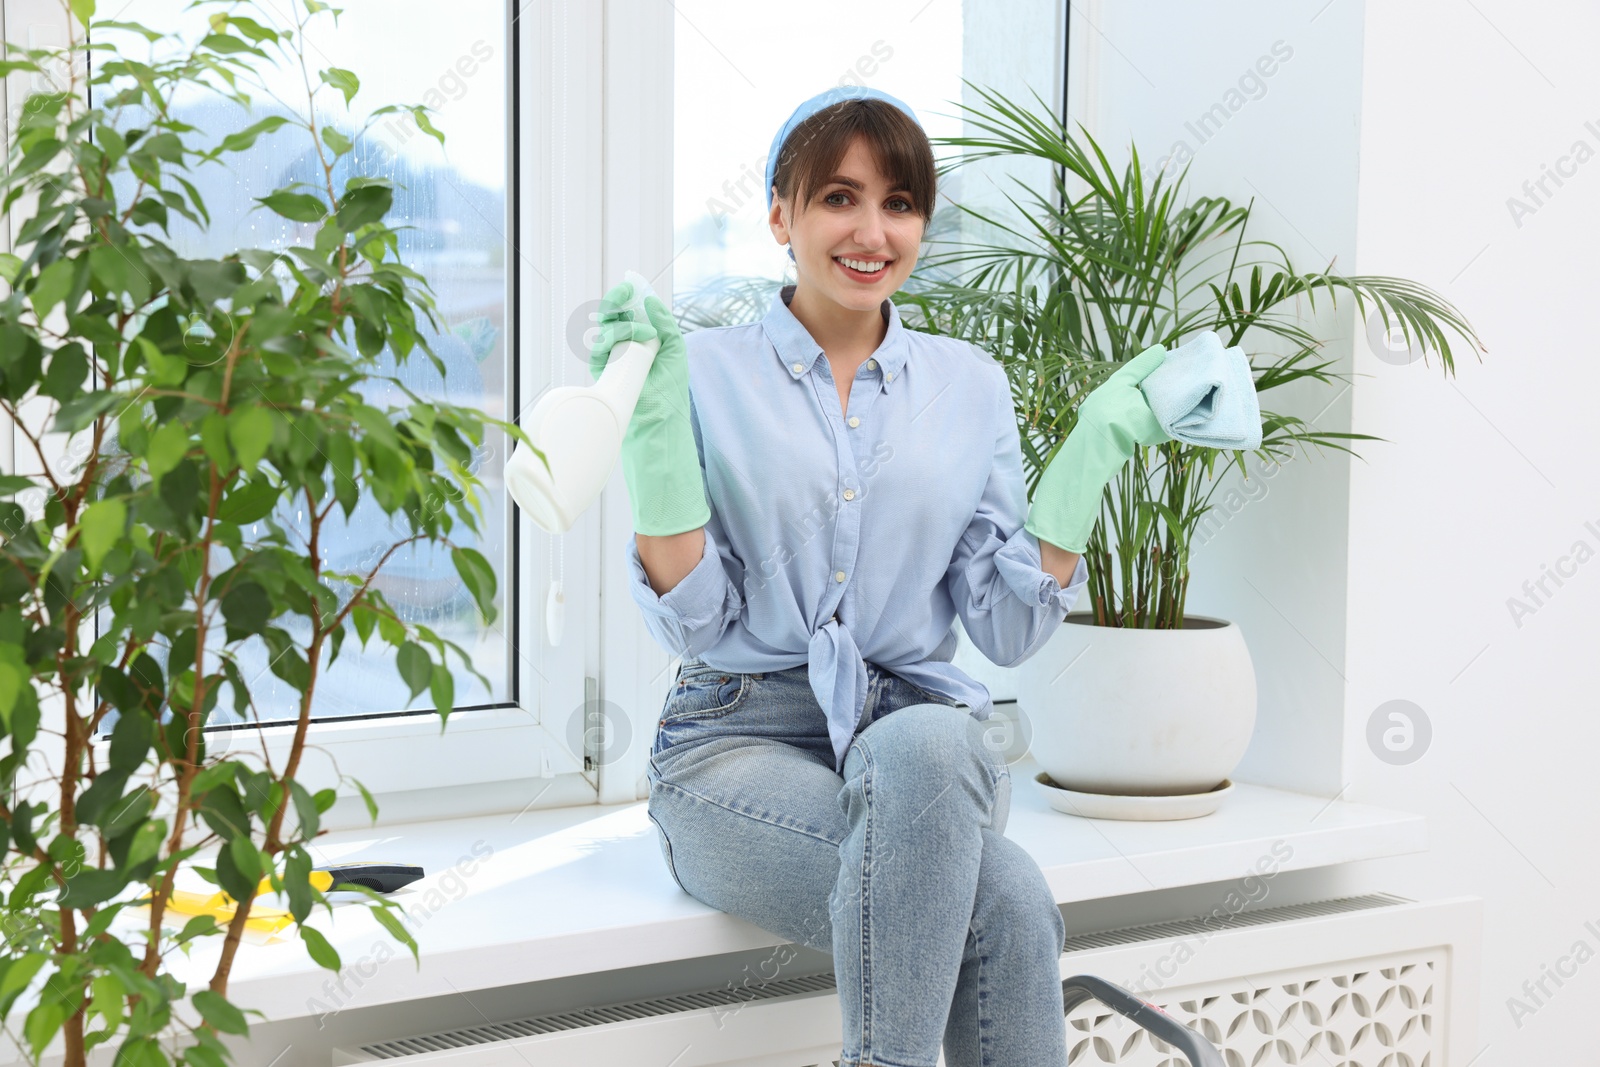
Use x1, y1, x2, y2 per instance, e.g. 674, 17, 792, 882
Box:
764, 86, 923, 261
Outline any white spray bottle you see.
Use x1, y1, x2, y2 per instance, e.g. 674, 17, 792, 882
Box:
505, 270, 662, 535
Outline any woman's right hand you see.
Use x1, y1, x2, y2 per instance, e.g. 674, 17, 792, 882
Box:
587, 279, 710, 536
588, 279, 655, 381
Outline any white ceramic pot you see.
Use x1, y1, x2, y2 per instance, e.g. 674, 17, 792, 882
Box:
1014, 612, 1257, 796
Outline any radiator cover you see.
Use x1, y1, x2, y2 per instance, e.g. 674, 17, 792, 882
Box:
333, 892, 1480, 1066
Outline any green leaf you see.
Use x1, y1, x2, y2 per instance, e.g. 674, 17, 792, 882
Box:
370, 902, 419, 963
410, 106, 445, 146
100, 786, 153, 840
321, 126, 352, 156
299, 925, 340, 971
228, 406, 275, 469
287, 780, 320, 841
319, 67, 360, 106
328, 432, 359, 516
255, 191, 327, 223
217, 476, 280, 525
112, 1037, 168, 1067
227, 834, 264, 883
261, 627, 311, 691
89, 244, 150, 305
39, 342, 88, 402
68, 0, 95, 28
283, 847, 314, 922
73, 769, 131, 826
88, 974, 125, 1032
220, 581, 270, 638
159, 458, 202, 520
353, 777, 379, 823
58, 866, 127, 908
351, 601, 376, 647
0, 644, 27, 729
197, 786, 250, 841
108, 704, 153, 769
52, 390, 122, 435
78, 498, 127, 572
129, 196, 169, 230
185, 259, 244, 303
429, 663, 454, 720
213, 835, 256, 903
396, 642, 430, 702
147, 420, 190, 483
0, 954, 47, 1009
451, 547, 497, 624
0, 253, 21, 284
198, 32, 257, 56
31, 258, 77, 318
335, 184, 392, 232
181, 1040, 227, 1067
219, 115, 291, 153
122, 819, 165, 874
199, 410, 233, 469
24, 993, 70, 1057
218, 14, 279, 43
191, 990, 249, 1036
138, 337, 186, 386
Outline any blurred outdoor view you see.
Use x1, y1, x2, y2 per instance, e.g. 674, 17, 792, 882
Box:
670, 0, 967, 329
94, 1, 511, 724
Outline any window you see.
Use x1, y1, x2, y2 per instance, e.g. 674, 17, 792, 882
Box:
3, 0, 1067, 810
2, 0, 605, 807
89, 0, 512, 723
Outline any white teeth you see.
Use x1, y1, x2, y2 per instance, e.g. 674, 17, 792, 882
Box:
836, 257, 886, 273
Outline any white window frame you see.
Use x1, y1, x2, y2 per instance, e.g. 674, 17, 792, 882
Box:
1, 0, 655, 815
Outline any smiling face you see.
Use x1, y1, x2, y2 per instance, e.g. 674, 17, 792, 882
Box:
770, 135, 924, 314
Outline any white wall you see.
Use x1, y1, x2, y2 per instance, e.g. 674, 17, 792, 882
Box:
1087, 0, 1600, 1058
1326, 1, 1600, 1060
1069, 0, 1370, 795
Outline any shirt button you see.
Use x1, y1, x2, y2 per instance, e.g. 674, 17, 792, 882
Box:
835, 570, 846, 582
843, 489, 855, 501
848, 416, 860, 428
791, 362, 804, 373
885, 371, 894, 381
867, 359, 877, 369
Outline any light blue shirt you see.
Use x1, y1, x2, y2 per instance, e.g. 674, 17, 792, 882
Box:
627, 284, 1089, 772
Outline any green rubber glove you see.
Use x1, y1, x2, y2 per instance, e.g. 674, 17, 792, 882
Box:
1024, 344, 1173, 555
589, 280, 711, 536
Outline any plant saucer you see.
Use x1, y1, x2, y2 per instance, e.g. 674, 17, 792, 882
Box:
1033, 771, 1234, 821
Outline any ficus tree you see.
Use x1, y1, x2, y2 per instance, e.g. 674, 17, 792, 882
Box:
0, 1, 527, 1062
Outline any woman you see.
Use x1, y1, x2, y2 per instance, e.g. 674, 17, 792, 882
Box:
593, 86, 1172, 1067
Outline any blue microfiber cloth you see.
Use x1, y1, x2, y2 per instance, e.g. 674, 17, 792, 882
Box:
1137, 331, 1263, 451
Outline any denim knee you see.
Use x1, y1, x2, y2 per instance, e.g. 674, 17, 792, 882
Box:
852, 704, 1000, 779
975, 839, 1066, 954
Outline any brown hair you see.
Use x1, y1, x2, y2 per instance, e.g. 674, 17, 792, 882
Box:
770, 98, 937, 224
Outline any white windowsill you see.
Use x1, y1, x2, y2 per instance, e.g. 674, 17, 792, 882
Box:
178, 755, 1426, 1024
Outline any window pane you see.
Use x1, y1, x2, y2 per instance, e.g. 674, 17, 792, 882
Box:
97, 2, 511, 723
672, 1, 967, 316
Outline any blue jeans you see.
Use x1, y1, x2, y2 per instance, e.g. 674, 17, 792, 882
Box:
645, 659, 1068, 1067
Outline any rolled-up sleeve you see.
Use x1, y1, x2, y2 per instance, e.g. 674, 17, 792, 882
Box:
627, 525, 745, 660
945, 367, 1090, 668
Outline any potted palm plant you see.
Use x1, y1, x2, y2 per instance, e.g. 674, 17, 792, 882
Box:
899, 82, 1484, 808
